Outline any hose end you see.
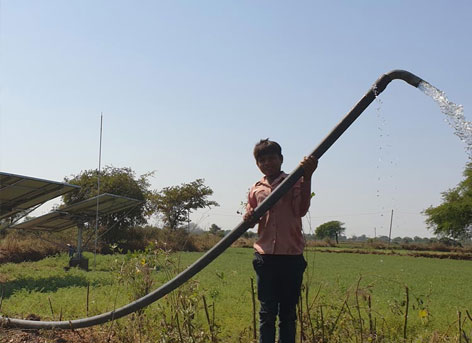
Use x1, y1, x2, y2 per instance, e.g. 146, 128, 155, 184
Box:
385, 69, 424, 88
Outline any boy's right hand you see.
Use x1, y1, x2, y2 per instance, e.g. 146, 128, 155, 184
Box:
300, 155, 318, 179
243, 208, 256, 228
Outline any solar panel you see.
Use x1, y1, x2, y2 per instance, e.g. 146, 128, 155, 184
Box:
9, 211, 77, 232
10, 193, 142, 232
0, 172, 80, 220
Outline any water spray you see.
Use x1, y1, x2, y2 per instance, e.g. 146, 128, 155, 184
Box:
2, 70, 462, 330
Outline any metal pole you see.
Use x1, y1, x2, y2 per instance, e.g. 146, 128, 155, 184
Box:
388, 209, 394, 245
77, 224, 83, 258
94, 114, 103, 269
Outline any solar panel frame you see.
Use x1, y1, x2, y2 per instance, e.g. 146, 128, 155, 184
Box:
0, 172, 80, 220
10, 193, 143, 232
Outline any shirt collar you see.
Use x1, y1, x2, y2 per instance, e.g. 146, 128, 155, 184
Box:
257, 171, 287, 188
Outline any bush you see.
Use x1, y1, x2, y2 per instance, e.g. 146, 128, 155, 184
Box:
0, 225, 228, 264
0, 230, 63, 263
305, 239, 336, 248
366, 240, 389, 250
231, 237, 255, 248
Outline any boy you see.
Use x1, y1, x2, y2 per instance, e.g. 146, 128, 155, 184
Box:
244, 139, 318, 343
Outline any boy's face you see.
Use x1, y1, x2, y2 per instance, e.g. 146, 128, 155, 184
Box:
256, 153, 283, 178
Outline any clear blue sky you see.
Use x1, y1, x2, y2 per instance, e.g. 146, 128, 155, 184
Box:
1, 1, 471, 238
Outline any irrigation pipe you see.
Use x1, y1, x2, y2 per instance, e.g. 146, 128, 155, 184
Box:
1, 69, 424, 329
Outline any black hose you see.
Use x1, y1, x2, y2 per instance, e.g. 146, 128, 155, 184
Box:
1, 69, 425, 329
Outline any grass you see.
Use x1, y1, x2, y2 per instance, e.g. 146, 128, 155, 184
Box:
1, 247, 472, 341
303, 251, 472, 325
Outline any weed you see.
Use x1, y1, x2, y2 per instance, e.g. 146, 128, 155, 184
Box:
109, 243, 223, 342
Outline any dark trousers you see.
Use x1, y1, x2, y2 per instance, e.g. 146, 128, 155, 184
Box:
253, 252, 307, 343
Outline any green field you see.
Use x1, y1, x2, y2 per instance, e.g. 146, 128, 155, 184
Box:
1, 248, 472, 341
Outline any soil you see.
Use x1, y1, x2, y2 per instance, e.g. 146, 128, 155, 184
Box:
0, 327, 117, 343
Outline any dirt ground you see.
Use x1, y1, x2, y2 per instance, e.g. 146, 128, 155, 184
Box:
0, 327, 117, 343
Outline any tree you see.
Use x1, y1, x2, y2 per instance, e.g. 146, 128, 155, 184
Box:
209, 223, 223, 236
424, 163, 472, 240
63, 166, 154, 244
402, 237, 413, 244
315, 220, 346, 243
152, 179, 219, 231
377, 235, 390, 243
182, 222, 203, 234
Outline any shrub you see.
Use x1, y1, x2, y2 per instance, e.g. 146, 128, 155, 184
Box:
0, 230, 63, 263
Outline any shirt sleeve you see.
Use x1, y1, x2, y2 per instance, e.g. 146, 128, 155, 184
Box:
299, 176, 312, 216
246, 185, 257, 212
292, 177, 311, 217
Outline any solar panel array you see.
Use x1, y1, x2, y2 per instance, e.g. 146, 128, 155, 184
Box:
0, 172, 79, 221
10, 193, 142, 232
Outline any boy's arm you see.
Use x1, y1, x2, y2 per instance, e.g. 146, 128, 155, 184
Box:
299, 156, 318, 216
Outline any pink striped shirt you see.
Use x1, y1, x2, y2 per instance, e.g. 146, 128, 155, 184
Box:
246, 172, 312, 255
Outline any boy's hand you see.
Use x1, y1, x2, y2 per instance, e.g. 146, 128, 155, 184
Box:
300, 156, 318, 179
243, 208, 256, 228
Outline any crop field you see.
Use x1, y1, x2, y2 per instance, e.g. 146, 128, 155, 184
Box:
1, 247, 472, 342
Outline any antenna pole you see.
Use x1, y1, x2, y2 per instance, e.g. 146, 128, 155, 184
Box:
94, 113, 103, 268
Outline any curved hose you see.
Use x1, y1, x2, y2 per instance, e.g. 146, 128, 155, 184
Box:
1, 69, 425, 329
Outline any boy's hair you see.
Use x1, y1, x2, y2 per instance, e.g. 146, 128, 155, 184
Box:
253, 139, 282, 161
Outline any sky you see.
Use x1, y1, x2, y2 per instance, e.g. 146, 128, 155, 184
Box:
1, 1, 471, 239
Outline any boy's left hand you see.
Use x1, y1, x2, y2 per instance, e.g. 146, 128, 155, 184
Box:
300, 156, 318, 179
243, 208, 257, 228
